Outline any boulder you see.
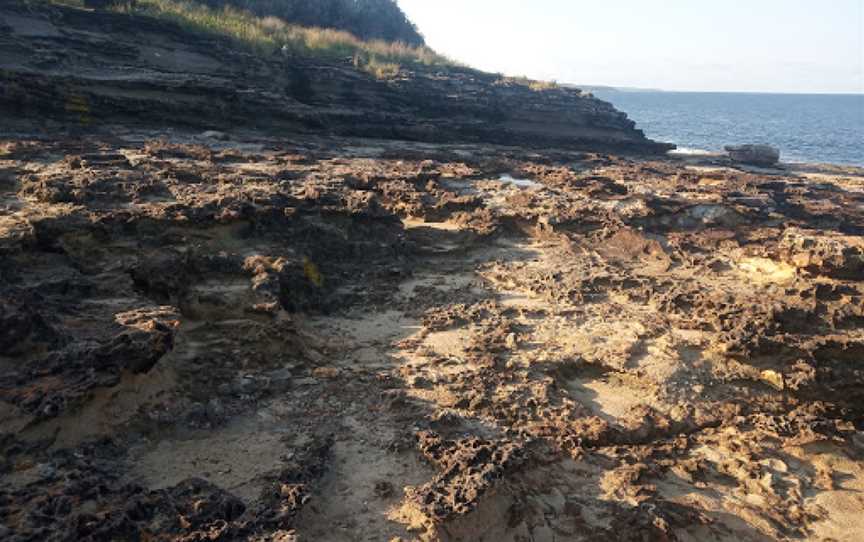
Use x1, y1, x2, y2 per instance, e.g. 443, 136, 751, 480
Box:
724, 144, 780, 167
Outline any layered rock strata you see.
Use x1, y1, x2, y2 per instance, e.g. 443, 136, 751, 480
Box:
0, 3, 671, 153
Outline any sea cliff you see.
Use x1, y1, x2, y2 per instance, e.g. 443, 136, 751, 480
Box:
0, 2, 670, 153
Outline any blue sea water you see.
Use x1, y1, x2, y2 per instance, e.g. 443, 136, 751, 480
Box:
593, 91, 864, 166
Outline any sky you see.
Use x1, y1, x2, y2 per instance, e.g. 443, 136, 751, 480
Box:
399, 0, 864, 94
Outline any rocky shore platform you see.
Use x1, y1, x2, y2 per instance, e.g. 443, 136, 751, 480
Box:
1, 127, 863, 541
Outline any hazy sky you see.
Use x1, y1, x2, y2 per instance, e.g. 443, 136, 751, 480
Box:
399, 0, 864, 93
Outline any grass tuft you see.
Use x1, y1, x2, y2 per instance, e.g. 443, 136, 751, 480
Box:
496, 75, 560, 92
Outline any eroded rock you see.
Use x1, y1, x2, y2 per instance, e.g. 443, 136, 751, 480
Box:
1, 129, 863, 541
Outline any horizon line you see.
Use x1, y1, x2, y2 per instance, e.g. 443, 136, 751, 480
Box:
571, 84, 864, 96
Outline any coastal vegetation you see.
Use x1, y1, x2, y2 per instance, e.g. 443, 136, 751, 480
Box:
197, 0, 425, 46
56, 0, 452, 78
46, 0, 562, 87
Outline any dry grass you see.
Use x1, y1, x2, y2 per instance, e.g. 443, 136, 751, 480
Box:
357, 56, 402, 80
101, 0, 454, 77
42, 0, 563, 86
529, 79, 559, 91
496, 75, 560, 92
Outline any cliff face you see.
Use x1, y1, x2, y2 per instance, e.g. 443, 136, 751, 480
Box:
0, 3, 671, 153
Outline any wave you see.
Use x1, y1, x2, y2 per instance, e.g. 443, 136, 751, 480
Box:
667, 146, 722, 156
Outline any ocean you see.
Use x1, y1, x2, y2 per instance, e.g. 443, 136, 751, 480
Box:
593, 91, 864, 166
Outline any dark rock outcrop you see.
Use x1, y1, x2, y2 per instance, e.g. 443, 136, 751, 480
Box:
82, 0, 136, 9
725, 144, 781, 166
0, 2, 671, 153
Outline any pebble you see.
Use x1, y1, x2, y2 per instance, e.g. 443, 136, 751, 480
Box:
207, 398, 225, 418
36, 463, 56, 480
